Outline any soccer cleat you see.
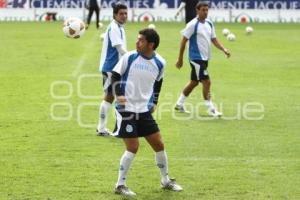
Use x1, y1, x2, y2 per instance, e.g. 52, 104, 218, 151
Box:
208, 109, 222, 117
96, 128, 112, 136
174, 104, 190, 113
161, 178, 183, 192
114, 185, 136, 196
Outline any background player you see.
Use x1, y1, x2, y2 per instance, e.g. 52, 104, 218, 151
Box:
86, 0, 101, 29
175, 0, 200, 24
175, 1, 231, 117
96, 3, 128, 136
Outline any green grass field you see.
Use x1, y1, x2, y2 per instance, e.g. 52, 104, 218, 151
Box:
0, 22, 299, 200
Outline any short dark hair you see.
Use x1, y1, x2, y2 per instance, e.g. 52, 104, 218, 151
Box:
139, 28, 160, 50
113, 3, 127, 15
196, 1, 209, 9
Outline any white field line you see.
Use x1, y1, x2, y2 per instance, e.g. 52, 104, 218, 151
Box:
72, 33, 99, 77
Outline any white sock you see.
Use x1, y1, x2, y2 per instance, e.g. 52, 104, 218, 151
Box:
205, 100, 215, 111
176, 93, 187, 106
155, 150, 170, 185
116, 151, 135, 186
97, 100, 112, 131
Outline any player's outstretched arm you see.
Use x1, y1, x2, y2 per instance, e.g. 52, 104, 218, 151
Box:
115, 44, 127, 56
176, 37, 188, 69
211, 38, 231, 58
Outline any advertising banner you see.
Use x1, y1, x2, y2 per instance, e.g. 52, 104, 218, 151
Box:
1, 0, 300, 9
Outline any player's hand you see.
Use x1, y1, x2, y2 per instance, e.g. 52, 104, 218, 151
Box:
223, 48, 231, 58
116, 96, 126, 105
151, 104, 157, 113
176, 59, 183, 69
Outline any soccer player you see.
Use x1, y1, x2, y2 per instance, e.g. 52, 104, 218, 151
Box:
175, 0, 200, 24
175, 1, 231, 117
111, 29, 183, 196
86, 0, 100, 29
96, 3, 128, 136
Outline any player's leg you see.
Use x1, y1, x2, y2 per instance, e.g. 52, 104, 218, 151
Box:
145, 132, 183, 191
86, 7, 94, 29
176, 80, 198, 112
139, 112, 182, 191
202, 78, 211, 101
97, 72, 115, 135
183, 80, 199, 96
175, 60, 200, 112
97, 94, 114, 135
144, 132, 168, 183
199, 61, 222, 117
114, 138, 138, 196
95, 7, 100, 29
114, 112, 138, 196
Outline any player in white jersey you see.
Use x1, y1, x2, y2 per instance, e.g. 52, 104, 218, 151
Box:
175, 1, 231, 117
110, 29, 183, 197
96, 3, 128, 136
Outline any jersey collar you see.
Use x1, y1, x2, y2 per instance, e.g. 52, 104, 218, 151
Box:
139, 52, 156, 60
113, 19, 123, 27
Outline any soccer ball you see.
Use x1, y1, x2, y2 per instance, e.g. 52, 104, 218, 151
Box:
98, 22, 104, 28
100, 33, 105, 41
246, 26, 254, 35
148, 23, 156, 29
222, 28, 230, 36
227, 33, 236, 41
63, 17, 85, 39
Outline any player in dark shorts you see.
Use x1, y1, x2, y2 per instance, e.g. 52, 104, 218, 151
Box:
110, 29, 183, 197
96, 4, 128, 136
175, 1, 231, 117
86, 0, 100, 29
175, 0, 200, 24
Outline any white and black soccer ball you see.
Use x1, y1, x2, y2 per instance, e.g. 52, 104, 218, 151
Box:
246, 26, 254, 35
100, 33, 105, 41
98, 22, 104, 28
63, 17, 86, 39
222, 28, 230, 36
148, 23, 156, 29
227, 33, 236, 41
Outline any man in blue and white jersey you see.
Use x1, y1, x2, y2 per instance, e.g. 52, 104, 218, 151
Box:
110, 29, 183, 197
96, 3, 128, 136
175, 1, 231, 117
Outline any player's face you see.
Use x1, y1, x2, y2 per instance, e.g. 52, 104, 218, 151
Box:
114, 9, 128, 24
136, 34, 153, 54
197, 6, 209, 20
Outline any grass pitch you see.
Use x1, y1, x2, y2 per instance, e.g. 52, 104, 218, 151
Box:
0, 22, 299, 199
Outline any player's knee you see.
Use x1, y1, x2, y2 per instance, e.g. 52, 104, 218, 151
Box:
207, 81, 211, 87
154, 141, 164, 152
104, 94, 114, 103
190, 80, 199, 88
202, 79, 211, 87
159, 142, 165, 151
127, 143, 139, 154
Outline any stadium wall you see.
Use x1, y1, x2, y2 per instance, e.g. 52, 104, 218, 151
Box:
1, 0, 300, 22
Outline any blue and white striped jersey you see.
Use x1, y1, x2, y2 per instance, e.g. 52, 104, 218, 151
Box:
181, 18, 216, 61
113, 51, 165, 113
99, 20, 127, 72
